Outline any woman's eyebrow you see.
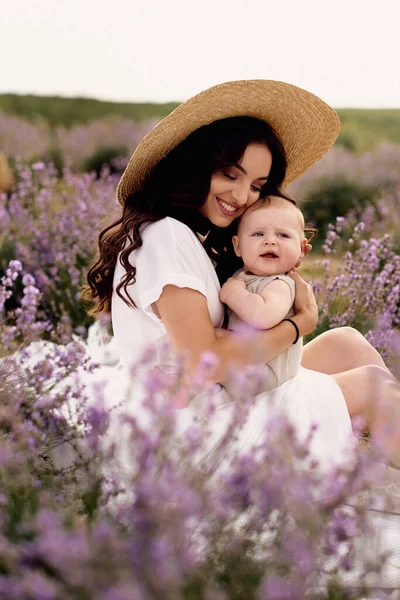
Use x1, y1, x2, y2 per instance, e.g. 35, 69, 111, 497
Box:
233, 163, 269, 180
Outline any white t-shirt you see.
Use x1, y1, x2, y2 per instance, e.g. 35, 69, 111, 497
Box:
111, 217, 224, 373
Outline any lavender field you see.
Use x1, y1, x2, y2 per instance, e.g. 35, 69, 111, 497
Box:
0, 111, 400, 598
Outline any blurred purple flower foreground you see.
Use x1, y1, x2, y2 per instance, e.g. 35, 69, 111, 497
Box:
0, 316, 393, 598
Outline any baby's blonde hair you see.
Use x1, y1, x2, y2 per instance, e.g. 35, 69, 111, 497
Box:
240, 195, 318, 243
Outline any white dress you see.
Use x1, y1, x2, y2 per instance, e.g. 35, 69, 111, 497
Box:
108, 217, 355, 470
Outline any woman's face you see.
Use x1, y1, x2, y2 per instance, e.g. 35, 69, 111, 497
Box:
201, 143, 273, 227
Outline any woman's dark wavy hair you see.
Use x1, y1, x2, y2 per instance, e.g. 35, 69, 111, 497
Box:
83, 116, 292, 316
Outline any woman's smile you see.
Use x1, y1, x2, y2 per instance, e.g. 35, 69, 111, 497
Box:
216, 197, 240, 216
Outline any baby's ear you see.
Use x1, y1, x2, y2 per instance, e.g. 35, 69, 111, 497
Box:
232, 236, 241, 257
300, 238, 310, 259
294, 239, 310, 268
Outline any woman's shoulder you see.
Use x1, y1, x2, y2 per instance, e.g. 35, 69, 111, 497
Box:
142, 217, 199, 244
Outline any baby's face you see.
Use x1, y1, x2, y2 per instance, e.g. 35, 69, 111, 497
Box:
232, 198, 307, 277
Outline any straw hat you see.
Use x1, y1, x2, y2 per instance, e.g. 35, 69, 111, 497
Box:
117, 80, 340, 205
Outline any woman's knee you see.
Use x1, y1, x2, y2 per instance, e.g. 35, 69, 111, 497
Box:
322, 326, 365, 347
311, 326, 366, 359
319, 327, 385, 363
337, 326, 364, 339
303, 326, 388, 375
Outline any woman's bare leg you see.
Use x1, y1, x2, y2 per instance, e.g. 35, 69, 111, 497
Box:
302, 327, 388, 375
302, 328, 400, 464
333, 365, 400, 466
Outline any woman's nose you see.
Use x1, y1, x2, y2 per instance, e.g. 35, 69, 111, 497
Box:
231, 183, 249, 205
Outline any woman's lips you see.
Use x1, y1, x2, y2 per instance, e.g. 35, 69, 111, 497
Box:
216, 197, 239, 216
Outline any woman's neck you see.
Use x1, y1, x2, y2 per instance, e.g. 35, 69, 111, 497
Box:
169, 208, 242, 284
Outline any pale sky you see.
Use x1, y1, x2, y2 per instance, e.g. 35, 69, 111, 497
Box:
2, 0, 400, 108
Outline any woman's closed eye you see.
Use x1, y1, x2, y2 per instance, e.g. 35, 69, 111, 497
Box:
223, 172, 236, 181
223, 172, 261, 193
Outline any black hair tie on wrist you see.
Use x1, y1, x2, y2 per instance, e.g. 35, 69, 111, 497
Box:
283, 318, 300, 344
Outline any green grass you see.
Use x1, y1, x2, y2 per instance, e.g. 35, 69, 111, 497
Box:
0, 93, 179, 128
336, 108, 400, 151
0, 93, 399, 152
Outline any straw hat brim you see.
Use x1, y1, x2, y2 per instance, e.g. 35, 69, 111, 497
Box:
117, 80, 340, 205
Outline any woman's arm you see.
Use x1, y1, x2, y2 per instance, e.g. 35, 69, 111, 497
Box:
155, 270, 317, 383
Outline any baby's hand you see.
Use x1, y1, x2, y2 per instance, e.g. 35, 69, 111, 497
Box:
219, 277, 246, 304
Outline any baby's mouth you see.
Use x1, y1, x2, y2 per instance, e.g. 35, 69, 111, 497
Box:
261, 251, 279, 258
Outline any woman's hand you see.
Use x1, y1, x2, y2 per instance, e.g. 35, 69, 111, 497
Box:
287, 268, 318, 336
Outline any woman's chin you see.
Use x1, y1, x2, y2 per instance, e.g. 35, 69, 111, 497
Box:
209, 211, 237, 228
200, 204, 239, 228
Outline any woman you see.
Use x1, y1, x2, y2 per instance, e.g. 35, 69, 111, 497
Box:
84, 80, 400, 469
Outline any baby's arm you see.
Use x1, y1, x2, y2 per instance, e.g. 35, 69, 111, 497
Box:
220, 277, 293, 330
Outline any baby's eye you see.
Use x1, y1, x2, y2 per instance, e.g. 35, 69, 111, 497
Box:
278, 233, 290, 238
252, 232, 264, 237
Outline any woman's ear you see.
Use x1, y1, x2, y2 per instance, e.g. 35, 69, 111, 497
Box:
232, 236, 241, 257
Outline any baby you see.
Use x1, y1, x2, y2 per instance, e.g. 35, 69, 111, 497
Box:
220, 195, 315, 390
